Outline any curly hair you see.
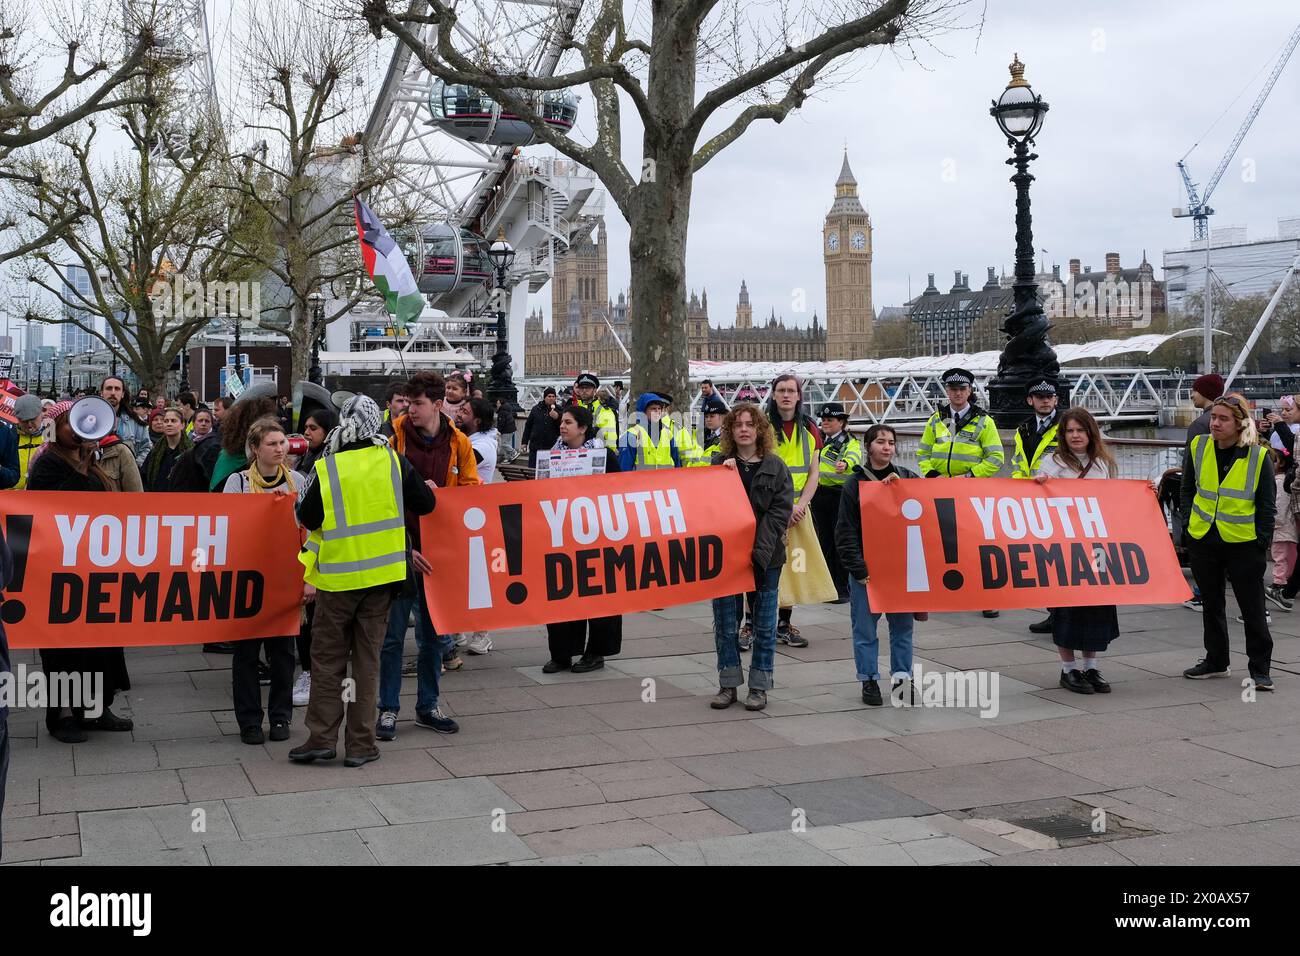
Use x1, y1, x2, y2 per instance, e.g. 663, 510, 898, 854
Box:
719, 402, 775, 459
220, 397, 278, 456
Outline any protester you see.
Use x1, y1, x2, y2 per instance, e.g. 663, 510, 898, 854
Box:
833, 423, 920, 706
1030, 409, 1122, 694
11, 395, 44, 489
212, 395, 232, 432
178, 391, 199, 434
541, 404, 623, 674
209, 396, 278, 491
812, 402, 861, 603
0, 525, 11, 854
459, 396, 499, 484
0, 414, 17, 490
298, 407, 339, 478
706, 403, 792, 711
26, 400, 132, 743
224, 417, 308, 743
96, 428, 144, 493
1179, 395, 1275, 690
523, 386, 561, 467
379, 381, 410, 437
375, 372, 479, 742
290, 395, 435, 766
277, 394, 293, 432
1266, 447, 1299, 614
764, 373, 835, 647
142, 407, 192, 492
1177, 373, 1226, 612
101, 375, 150, 463
442, 370, 471, 424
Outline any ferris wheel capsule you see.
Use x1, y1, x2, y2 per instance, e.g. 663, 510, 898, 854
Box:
410, 222, 494, 295
426, 80, 578, 146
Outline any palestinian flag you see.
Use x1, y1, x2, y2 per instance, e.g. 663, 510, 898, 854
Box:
355, 198, 424, 333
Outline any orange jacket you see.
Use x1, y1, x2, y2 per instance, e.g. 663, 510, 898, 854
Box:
389, 413, 481, 487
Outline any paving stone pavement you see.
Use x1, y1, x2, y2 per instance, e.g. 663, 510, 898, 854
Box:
6, 591, 1300, 865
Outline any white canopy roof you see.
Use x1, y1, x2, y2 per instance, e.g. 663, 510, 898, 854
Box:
319, 347, 481, 368
687, 328, 1219, 378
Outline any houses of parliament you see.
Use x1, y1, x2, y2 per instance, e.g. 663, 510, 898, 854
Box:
524, 152, 875, 377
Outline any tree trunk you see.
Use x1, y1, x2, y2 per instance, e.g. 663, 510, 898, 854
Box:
628, 5, 698, 402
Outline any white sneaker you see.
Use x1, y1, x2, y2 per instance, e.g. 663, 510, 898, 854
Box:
1236, 611, 1272, 625
466, 633, 493, 655
291, 671, 311, 706
454, 633, 470, 647
1183, 598, 1203, 611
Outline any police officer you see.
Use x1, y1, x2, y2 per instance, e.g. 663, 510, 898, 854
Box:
569, 371, 618, 448
696, 393, 728, 461
1179, 396, 1275, 690
919, 368, 1005, 618
618, 391, 702, 471
812, 402, 861, 603
289, 394, 436, 767
1013, 380, 1061, 633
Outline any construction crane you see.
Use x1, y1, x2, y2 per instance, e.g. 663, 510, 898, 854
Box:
1175, 22, 1300, 240
1173, 21, 1300, 371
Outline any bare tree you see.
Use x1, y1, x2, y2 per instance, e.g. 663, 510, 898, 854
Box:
216, 9, 406, 390
4, 49, 235, 393
0, 1, 160, 265
361, 0, 965, 397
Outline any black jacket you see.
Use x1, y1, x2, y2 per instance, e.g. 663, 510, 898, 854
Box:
1178, 440, 1275, 545
712, 451, 793, 571
836, 462, 920, 582
297, 441, 435, 532
523, 401, 561, 466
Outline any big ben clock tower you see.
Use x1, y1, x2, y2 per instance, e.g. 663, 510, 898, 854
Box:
823, 151, 874, 360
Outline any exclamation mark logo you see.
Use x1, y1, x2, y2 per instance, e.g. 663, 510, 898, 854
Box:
902, 499, 931, 593
498, 503, 528, 605
463, 508, 494, 609
934, 498, 964, 590
1, 513, 33, 624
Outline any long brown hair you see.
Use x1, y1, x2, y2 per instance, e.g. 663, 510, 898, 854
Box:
1051, 407, 1116, 475
719, 402, 775, 459
220, 397, 278, 456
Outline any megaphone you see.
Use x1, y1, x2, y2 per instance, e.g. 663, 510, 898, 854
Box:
69, 396, 115, 442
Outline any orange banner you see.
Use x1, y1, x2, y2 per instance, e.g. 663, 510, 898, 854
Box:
421, 467, 757, 633
0, 492, 304, 647
860, 477, 1191, 612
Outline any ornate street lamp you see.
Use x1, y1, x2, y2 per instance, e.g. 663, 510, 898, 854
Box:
308, 291, 325, 385
485, 229, 519, 430
987, 54, 1059, 427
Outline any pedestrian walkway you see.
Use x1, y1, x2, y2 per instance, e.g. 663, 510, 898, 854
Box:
5, 593, 1300, 865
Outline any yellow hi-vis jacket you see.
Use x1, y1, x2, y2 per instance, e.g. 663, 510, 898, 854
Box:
1187, 434, 1266, 544
575, 398, 618, 449
16, 433, 42, 489
300, 444, 407, 591
619, 420, 703, 470
818, 432, 862, 487
775, 418, 819, 493
1011, 418, 1059, 479
918, 405, 1004, 477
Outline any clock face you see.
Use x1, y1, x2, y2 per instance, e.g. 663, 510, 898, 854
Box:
851, 231, 867, 251
827, 231, 839, 252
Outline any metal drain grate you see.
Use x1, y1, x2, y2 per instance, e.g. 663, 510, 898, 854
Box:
1009, 814, 1097, 841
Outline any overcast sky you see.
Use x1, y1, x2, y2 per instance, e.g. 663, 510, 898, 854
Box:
533, 0, 1300, 329
14, 0, 1300, 347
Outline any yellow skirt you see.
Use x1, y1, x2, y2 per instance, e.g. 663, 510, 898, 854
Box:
778, 516, 840, 607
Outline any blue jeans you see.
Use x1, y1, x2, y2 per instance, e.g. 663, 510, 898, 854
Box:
848, 577, 914, 681
378, 588, 442, 715
713, 566, 780, 690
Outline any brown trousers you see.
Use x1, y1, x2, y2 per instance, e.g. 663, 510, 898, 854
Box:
303, 586, 394, 757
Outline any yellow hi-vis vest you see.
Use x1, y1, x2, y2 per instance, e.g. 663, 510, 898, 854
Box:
621, 420, 701, 469
300, 444, 407, 591
819, 433, 862, 487
1012, 421, 1059, 479
918, 407, 1004, 477
775, 419, 816, 492
16, 434, 41, 489
1187, 435, 1265, 544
